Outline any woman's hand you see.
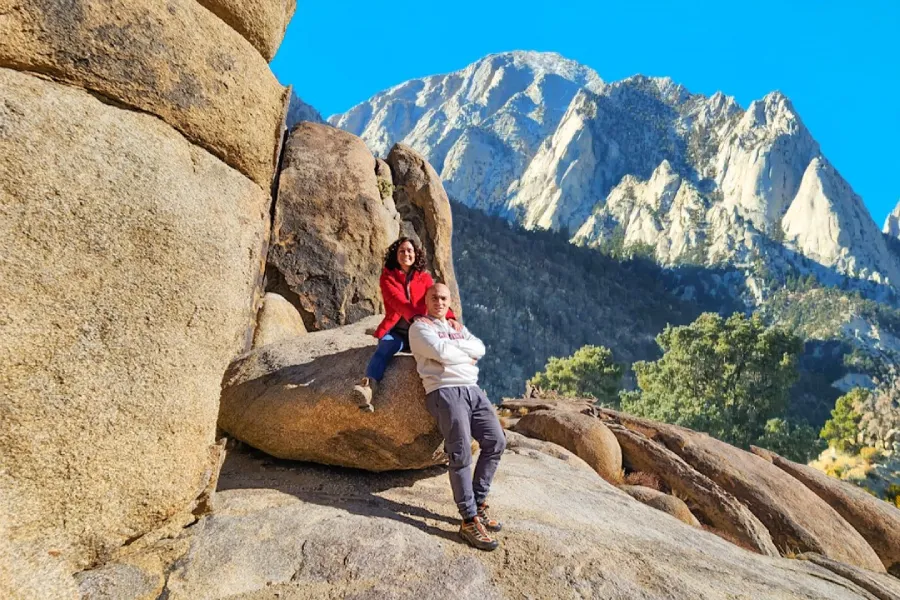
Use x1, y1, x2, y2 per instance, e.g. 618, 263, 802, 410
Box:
448, 318, 463, 332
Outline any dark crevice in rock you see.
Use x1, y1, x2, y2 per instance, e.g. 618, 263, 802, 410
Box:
245, 86, 294, 350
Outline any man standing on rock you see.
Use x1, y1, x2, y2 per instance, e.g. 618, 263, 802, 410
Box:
408, 283, 506, 551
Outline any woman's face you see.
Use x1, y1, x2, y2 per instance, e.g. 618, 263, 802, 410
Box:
396, 241, 416, 269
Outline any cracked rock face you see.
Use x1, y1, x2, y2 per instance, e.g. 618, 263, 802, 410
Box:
266, 123, 399, 331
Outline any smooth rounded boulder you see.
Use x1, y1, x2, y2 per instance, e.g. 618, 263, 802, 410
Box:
267, 123, 399, 331
0, 0, 287, 187
0, 68, 269, 570
252, 292, 308, 349
619, 485, 701, 527
219, 316, 445, 471
512, 410, 622, 483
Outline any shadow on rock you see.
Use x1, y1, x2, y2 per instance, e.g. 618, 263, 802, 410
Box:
217, 443, 465, 546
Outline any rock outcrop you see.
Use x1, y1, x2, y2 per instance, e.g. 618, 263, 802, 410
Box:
79, 445, 889, 599
252, 292, 308, 349
387, 143, 463, 317
752, 446, 900, 575
604, 411, 885, 572
196, 0, 296, 60
267, 123, 399, 330
512, 410, 622, 483
797, 553, 900, 600
332, 51, 900, 288
0, 66, 271, 572
604, 420, 779, 556
219, 317, 445, 471
0, 0, 288, 188
619, 485, 701, 528
884, 201, 900, 239
1, 0, 289, 584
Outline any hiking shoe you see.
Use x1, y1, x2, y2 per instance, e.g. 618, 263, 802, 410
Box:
459, 516, 499, 551
477, 503, 502, 532
352, 377, 375, 412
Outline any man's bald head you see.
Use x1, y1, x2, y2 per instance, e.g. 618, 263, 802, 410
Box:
425, 283, 452, 319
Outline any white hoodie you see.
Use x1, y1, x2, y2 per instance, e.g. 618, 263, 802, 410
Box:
408, 317, 486, 394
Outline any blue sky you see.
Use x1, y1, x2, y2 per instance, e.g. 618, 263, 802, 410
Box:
272, 1, 899, 225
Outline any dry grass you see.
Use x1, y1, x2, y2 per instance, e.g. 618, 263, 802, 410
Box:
859, 446, 880, 461
701, 525, 760, 554
623, 471, 663, 491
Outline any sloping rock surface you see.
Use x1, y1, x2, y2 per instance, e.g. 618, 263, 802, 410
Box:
604, 420, 778, 556
116, 445, 887, 599
753, 446, 900, 575
604, 411, 885, 572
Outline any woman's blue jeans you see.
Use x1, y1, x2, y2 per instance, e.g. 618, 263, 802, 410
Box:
365, 331, 408, 381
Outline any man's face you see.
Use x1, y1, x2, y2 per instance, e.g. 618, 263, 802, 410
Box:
426, 285, 451, 319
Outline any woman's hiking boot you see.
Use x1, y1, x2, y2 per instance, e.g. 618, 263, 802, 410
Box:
352, 377, 376, 412
477, 503, 502, 532
459, 516, 499, 551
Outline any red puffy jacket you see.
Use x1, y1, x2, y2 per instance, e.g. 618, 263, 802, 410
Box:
373, 268, 455, 339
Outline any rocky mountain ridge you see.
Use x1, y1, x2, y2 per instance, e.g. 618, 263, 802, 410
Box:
331, 51, 900, 293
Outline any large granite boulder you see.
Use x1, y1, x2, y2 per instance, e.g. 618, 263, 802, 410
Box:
619, 485, 702, 528
387, 143, 462, 318
82, 445, 890, 599
267, 124, 399, 331
219, 317, 444, 471
513, 410, 622, 483
753, 446, 900, 576
0, 69, 269, 572
251, 292, 307, 349
0, 0, 287, 187
604, 420, 778, 556
603, 411, 885, 572
197, 0, 296, 60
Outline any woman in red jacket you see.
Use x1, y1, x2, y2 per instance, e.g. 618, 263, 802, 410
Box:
353, 236, 460, 411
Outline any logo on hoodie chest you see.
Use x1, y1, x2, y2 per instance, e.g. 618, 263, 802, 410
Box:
437, 331, 466, 340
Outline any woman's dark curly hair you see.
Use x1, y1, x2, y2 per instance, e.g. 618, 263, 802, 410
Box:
384, 237, 427, 272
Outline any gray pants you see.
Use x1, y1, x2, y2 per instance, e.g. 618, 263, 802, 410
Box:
425, 385, 506, 519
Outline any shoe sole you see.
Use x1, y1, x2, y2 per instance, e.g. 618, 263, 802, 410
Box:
459, 532, 499, 551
